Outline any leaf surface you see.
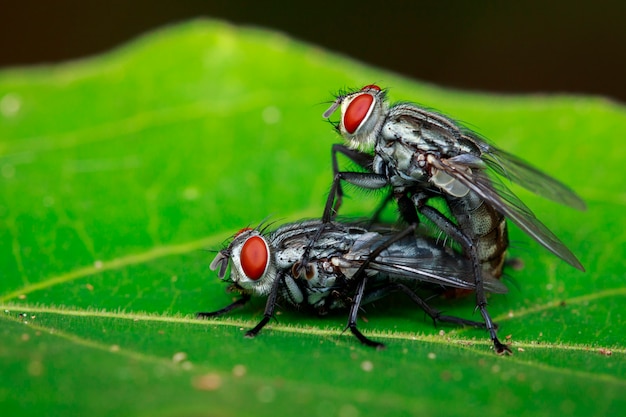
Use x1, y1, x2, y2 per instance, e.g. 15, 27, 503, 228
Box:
1, 19, 625, 417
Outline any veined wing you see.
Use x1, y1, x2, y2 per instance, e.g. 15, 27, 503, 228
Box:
394, 105, 585, 211
433, 156, 585, 271
480, 143, 586, 210
341, 233, 509, 293
368, 258, 509, 294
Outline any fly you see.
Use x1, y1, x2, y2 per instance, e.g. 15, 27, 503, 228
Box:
197, 220, 508, 349
315, 85, 586, 354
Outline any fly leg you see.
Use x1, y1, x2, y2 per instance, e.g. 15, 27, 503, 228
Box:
294, 169, 349, 274
347, 274, 384, 348
245, 273, 283, 338
363, 283, 487, 329
298, 145, 386, 275
397, 192, 421, 225
396, 284, 487, 329
322, 144, 386, 223
345, 224, 420, 349
415, 199, 511, 354
327, 144, 378, 219
196, 293, 251, 319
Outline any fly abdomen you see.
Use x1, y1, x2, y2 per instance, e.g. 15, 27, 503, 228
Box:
449, 191, 508, 278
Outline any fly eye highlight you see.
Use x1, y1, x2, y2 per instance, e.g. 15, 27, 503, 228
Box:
343, 93, 375, 134
240, 236, 269, 280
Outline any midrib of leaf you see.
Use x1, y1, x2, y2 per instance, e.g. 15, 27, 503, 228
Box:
4, 304, 624, 359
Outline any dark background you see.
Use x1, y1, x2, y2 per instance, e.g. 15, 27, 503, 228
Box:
2, 1, 625, 102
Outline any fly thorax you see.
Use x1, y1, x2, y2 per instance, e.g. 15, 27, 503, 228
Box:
282, 275, 304, 305
383, 112, 443, 153
305, 269, 339, 306
450, 190, 483, 213
329, 256, 374, 280
306, 265, 337, 289
330, 257, 356, 279
321, 274, 337, 288
374, 145, 422, 188
372, 154, 387, 177
378, 124, 430, 184
380, 117, 427, 155
290, 260, 319, 282
274, 246, 306, 270
373, 136, 402, 169
407, 152, 429, 182
307, 291, 330, 310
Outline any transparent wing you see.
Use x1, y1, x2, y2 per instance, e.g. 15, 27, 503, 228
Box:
343, 233, 509, 293
480, 143, 586, 210
433, 156, 585, 271
368, 258, 509, 294
395, 106, 586, 210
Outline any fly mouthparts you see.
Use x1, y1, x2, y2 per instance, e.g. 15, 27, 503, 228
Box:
210, 251, 230, 278
323, 99, 341, 119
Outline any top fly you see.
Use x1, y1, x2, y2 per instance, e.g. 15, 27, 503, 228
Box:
317, 85, 585, 354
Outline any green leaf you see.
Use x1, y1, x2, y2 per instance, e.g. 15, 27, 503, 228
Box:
1, 19, 624, 417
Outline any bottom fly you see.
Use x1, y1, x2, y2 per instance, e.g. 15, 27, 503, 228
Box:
197, 220, 508, 349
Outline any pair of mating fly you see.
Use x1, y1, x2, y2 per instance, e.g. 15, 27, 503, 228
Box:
198, 85, 585, 354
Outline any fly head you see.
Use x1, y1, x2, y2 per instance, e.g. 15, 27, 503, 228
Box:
324, 85, 388, 151
211, 228, 277, 296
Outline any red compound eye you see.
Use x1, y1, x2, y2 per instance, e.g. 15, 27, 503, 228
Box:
240, 236, 269, 280
343, 93, 374, 134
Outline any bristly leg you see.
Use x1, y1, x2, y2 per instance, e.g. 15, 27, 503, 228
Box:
196, 293, 251, 319
297, 144, 386, 277
345, 224, 422, 349
391, 283, 487, 329
417, 203, 511, 355
245, 272, 283, 338
346, 274, 386, 349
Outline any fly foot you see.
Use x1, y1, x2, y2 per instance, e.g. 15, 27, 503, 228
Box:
493, 338, 513, 355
